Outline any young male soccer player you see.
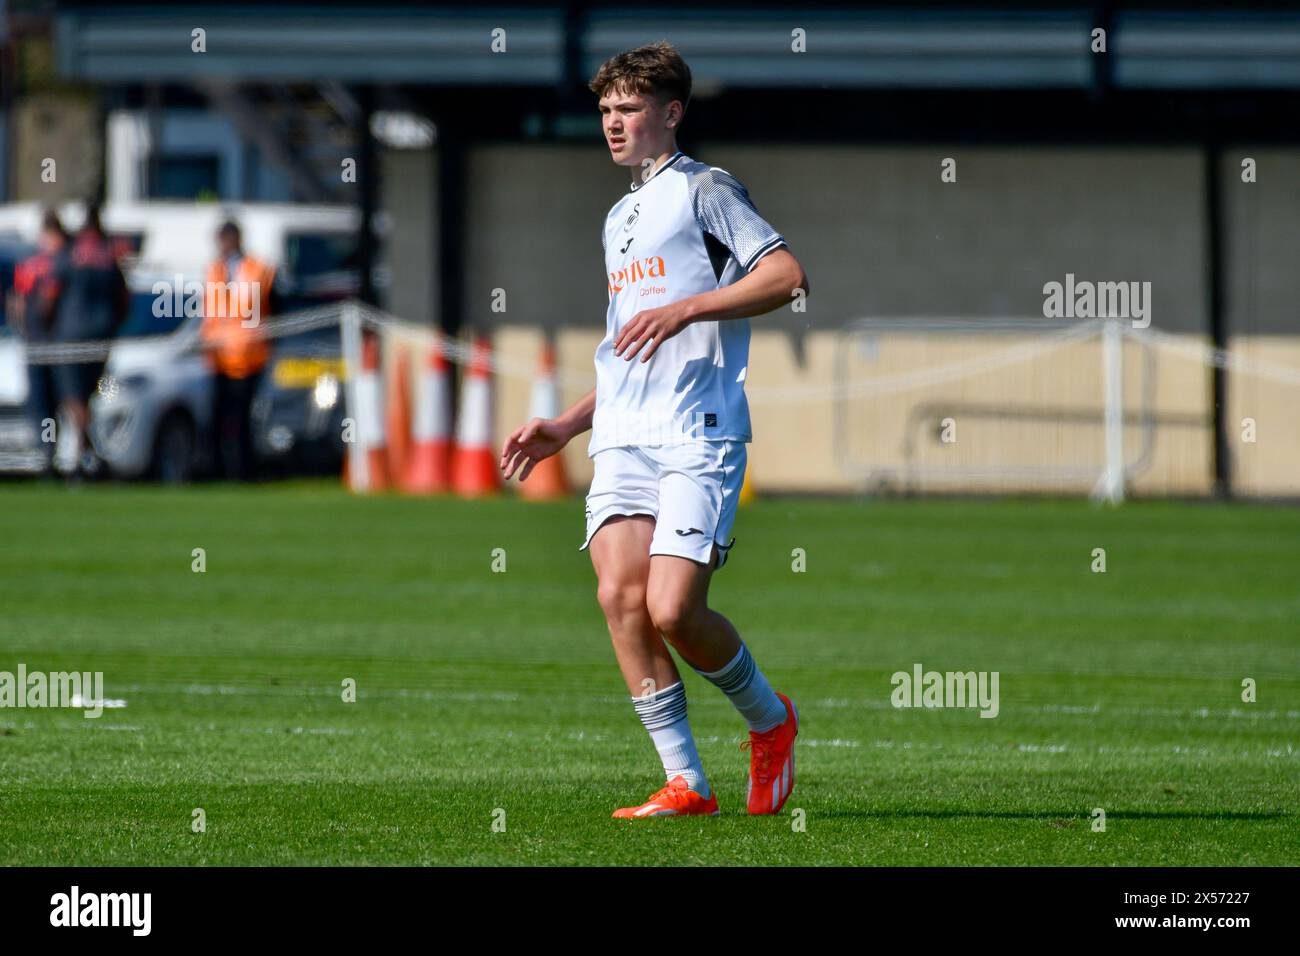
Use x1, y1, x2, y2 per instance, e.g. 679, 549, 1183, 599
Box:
499, 41, 810, 818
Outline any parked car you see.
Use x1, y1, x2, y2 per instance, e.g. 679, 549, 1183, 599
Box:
251, 327, 348, 477
88, 289, 213, 483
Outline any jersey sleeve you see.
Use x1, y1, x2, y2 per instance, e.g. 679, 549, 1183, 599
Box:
689, 167, 787, 272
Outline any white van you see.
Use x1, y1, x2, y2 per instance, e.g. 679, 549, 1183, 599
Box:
0, 200, 362, 290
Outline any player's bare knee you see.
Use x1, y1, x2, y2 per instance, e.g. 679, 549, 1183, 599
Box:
596, 578, 647, 624
646, 593, 703, 644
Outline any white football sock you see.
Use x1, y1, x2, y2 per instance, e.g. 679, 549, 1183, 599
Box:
693, 643, 786, 733
631, 680, 710, 798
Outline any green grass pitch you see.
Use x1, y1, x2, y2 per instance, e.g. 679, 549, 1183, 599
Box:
1, 481, 1296, 865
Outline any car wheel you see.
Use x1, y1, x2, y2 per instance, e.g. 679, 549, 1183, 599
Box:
153, 412, 195, 484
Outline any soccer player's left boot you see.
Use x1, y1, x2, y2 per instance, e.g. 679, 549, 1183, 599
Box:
740, 691, 799, 815
611, 775, 720, 818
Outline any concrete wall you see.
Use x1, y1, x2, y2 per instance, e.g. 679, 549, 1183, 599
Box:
382, 149, 438, 326
463, 144, 614, 332
462, 143, 1221, 335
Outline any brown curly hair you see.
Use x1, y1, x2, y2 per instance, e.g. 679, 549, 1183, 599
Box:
588, 40, 692, 116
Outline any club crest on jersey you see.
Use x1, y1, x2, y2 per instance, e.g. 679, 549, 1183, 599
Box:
608, 255, 666, 297
623, 203, 640, 232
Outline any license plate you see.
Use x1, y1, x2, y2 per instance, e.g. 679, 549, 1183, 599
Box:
272, 358, 346, 389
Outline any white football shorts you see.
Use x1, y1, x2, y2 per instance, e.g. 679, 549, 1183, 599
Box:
579, 439, 747, 570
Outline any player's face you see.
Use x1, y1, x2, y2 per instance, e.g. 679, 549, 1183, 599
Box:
598, 86, 676, 167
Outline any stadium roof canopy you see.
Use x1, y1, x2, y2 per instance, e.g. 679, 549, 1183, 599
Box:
54, 5, 1300, 90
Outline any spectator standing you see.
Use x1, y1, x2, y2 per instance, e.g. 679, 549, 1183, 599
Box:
52, 203, 128, 476
10, 210, 69, 469
200, 220, 275, 481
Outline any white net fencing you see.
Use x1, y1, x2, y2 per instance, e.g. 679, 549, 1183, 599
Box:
829, 316, 1300, 498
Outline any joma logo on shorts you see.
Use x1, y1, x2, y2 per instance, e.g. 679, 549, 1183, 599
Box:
608, 255, 667, 297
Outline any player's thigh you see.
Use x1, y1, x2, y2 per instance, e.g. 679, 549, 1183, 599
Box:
588, 514, 655, 617
582, 446, 659, 611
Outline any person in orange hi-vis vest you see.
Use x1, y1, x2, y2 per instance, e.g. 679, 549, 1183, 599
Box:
201, 220, 276, 481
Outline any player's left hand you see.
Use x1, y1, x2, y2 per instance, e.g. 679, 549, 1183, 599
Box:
613, 301, 695, 363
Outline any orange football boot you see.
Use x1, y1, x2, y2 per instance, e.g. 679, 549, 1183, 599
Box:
741, 692, 799, 814
612, 775, 720, 818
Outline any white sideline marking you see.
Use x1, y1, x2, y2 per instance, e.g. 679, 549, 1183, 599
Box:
84, 684, 1300, 730
802, 738, 860, 747
120, 683, 520, 703
819, 696, 1299, 721
69, 694, 127, 710
1040, 704, 1101, 714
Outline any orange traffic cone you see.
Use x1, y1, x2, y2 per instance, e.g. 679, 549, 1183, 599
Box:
402, 337, 454, 494
451, 335, 500, 498
386, 346, 412, 483
346, 332, 388, 492
739, 465, 756, 506
519, 338, 571, 500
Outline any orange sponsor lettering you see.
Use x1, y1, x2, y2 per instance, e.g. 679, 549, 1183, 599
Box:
608, 255, 667, 297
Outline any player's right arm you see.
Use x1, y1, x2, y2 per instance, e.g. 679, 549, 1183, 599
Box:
499, 387, 595, 481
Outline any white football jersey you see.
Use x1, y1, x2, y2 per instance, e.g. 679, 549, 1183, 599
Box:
589, 150, 788, 455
